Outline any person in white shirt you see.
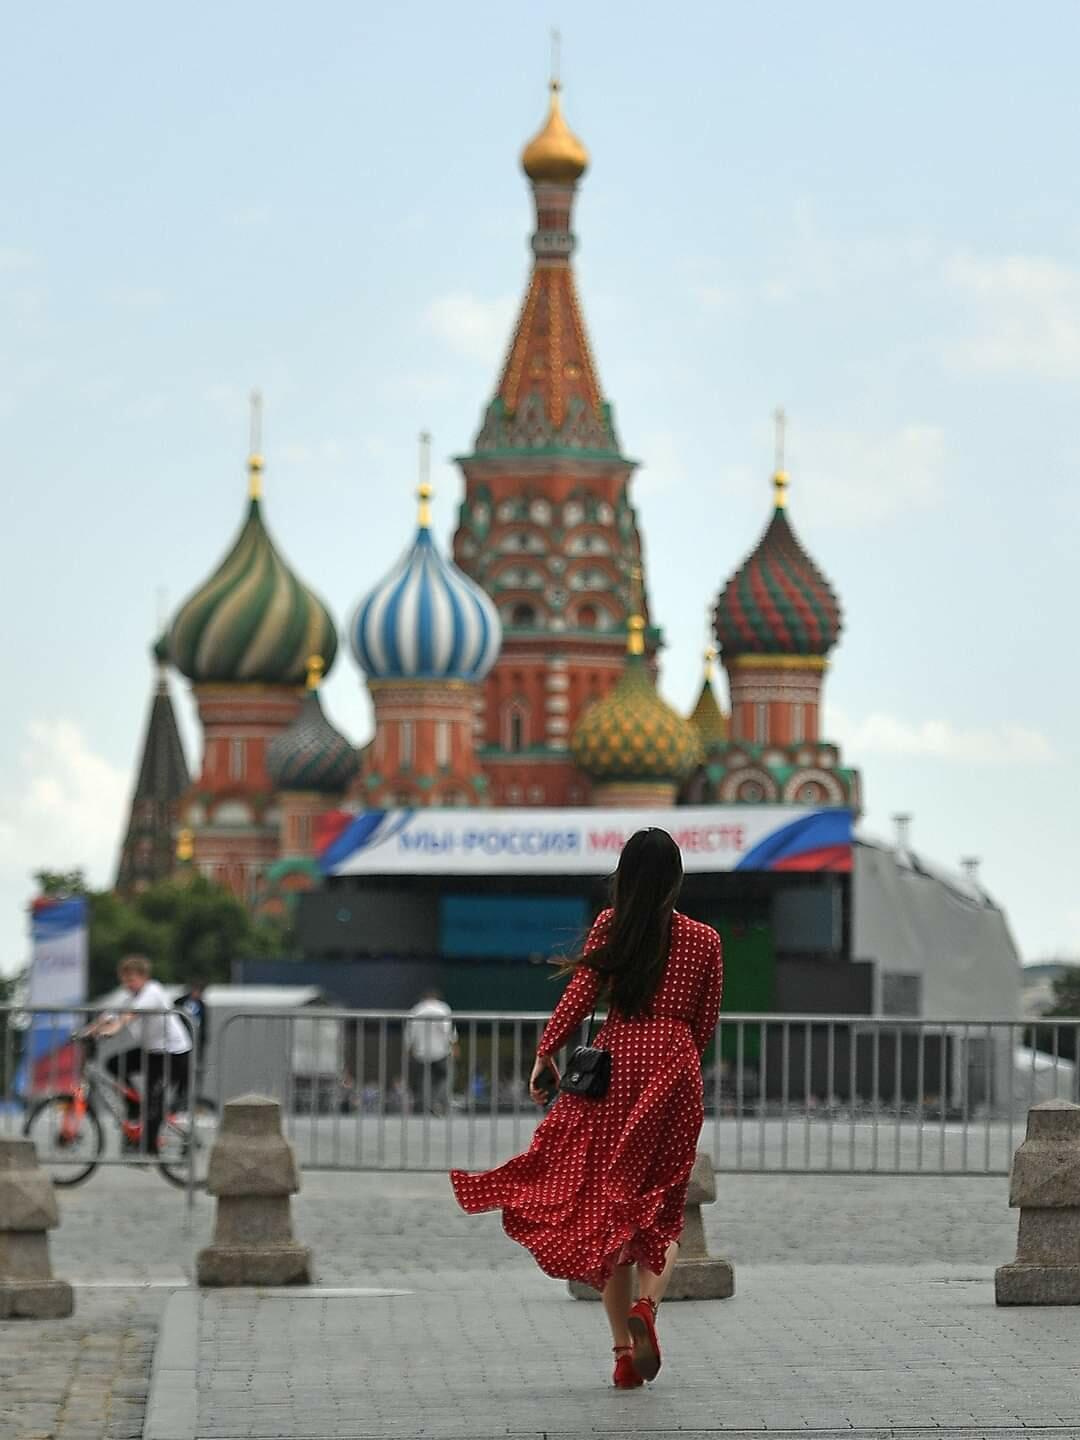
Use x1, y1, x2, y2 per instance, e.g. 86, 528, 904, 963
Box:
88, 955, 193, 1152
405, 990, 457, 1115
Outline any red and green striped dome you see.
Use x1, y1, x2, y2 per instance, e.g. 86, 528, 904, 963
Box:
714, 488, 841, 658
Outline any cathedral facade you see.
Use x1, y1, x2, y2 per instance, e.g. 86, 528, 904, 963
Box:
117, 79, 859, 905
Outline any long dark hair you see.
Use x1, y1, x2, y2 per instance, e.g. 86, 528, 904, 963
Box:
574, 828, 684, 1018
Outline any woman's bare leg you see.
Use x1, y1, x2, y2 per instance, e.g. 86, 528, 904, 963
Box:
602, 1263, 634, 1348
637, 1240, 679, 1308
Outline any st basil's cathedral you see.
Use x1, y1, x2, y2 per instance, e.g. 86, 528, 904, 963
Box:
115, 78, 861, 905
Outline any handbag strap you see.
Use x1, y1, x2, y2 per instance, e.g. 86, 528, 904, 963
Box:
584, 1002, 601, 1048
583, 970, 609, 1046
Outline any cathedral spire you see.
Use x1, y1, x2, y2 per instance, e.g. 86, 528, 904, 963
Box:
248, 389, 264, 501
115, 644, 191, 894
466, 69, 624, 461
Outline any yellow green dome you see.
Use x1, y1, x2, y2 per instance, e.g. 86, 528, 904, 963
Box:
571, 648, 702, 784
521, 82, 589, 184
687, 649, 728, 749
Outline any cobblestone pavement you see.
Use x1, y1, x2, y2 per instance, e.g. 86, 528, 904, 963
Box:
0, 1163, 1044, 1440
0, 1287, 157, 1440
155, 1265, 1080, 1439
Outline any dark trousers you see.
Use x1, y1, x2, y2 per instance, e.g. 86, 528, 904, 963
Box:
408, 1056, 448, 1114
107, 1049, 190, 1151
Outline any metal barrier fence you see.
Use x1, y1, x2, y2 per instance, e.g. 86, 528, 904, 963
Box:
0, 1004, 205, 1204
209, 1008, 1080, 1177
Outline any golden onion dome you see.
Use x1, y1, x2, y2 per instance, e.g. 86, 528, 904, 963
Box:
521, 81, 589, 184
571, 645, 703, 784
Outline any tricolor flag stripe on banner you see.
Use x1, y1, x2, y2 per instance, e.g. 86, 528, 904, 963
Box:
319, 806, 854, 877
19, 896, 88, 1096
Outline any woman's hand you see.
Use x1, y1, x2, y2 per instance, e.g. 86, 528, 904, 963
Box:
529, 1054, 560, 1106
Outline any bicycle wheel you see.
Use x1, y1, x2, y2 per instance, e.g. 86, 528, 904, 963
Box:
157, 1096, 218, 1189
24, 1094, 104, 1186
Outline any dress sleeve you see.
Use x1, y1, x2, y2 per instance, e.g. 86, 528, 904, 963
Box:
537, 965, 601, 1058
691, 932, 724, 1057
536, 909, 611, 1056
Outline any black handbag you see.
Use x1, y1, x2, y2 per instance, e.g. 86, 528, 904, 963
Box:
559, 1005, 611, 1099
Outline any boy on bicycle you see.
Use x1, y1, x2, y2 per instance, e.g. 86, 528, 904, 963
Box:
86, 956, 193, 1153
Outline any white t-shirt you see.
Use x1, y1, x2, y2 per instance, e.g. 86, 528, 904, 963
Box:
405, 999, 456, 1062
127, 981, 193, 1055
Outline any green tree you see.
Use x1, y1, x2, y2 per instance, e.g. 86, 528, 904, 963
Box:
32, 870, 288, 997
1027, 966, 1080, 1063
1046, 967, 1080, 1019
33, 870, 89, 898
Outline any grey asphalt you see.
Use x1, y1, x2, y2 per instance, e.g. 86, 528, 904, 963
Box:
3, 1166, 1080, 1439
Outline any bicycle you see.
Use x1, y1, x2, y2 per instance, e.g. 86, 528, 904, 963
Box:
22, 1033, 217, 1188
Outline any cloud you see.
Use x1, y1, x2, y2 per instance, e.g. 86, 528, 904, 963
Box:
694, 284, 734, 311
0, 721, 131, 871
0, 721, 131, 975
635, 429, 687, 495
828, 708, 1056, 765
279, 440, 344, 466
0, 248, 36, 272
796, 423, 946, 527
108, 285, 167, 309
423, 291, 515, 365
942, 252, 1080, 380
226, 205, 272, 229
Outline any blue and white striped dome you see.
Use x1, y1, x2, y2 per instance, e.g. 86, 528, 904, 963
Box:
350, 524, 502, 683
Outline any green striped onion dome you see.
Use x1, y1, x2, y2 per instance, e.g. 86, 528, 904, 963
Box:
266, 687, 358, 794
168, 496, 338, 685
571, 656, 703, 783
714, 499, 841, 658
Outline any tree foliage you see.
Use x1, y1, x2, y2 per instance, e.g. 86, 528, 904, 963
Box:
32, 869, 288, 997
1046, 966, 1080, 1020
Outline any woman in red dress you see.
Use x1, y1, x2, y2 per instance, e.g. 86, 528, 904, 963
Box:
450, 829, 723, 1387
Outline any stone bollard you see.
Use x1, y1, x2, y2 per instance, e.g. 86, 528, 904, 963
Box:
196, 1094, 311, 1287
0, 1138, 74, 1318
569, 1151, 735, 1301
996, 1098, 1080, 1305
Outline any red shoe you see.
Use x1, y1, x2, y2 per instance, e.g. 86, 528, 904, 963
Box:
627, 1296, 661, 1381
612, 1344, 643, 1389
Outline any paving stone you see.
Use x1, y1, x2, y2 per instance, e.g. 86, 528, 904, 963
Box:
2, 1161, 1077, 1438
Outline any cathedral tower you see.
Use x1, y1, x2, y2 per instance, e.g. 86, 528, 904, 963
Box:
166, 397, 339, 898
452, 76, 654, 807
266, 656, 358, 861
350, 439, 501, 807
114, 639, 191, 893
690, 413, 861, 810
571, 577, 701, 808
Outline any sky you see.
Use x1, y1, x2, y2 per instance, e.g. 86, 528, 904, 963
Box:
1, 1, 1077, 977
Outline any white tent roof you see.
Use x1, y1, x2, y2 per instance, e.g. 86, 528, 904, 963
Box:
852, 836, 1022, 1019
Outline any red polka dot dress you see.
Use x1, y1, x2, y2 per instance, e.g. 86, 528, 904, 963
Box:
450, 910, 723, 1291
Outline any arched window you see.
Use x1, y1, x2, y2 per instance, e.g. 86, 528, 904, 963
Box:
503, 702, 529, 753
435, 721, 450, 769
511, 602, 537, 628
577, 604, 598, 629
